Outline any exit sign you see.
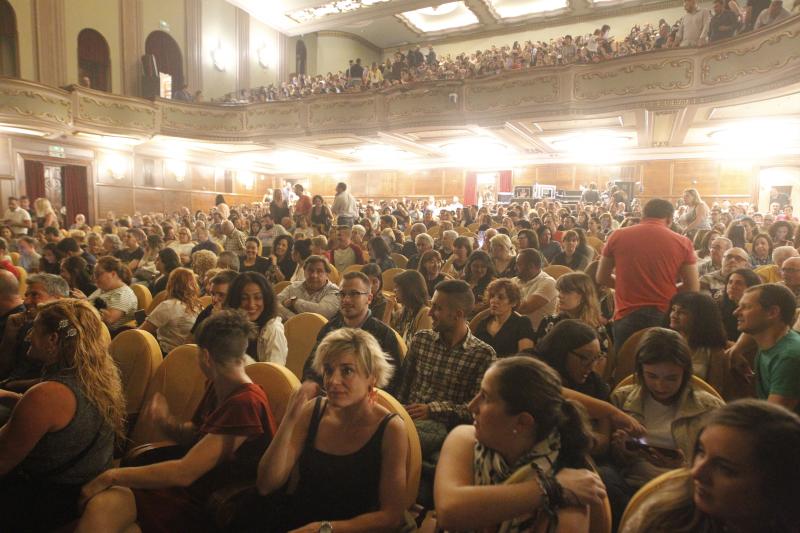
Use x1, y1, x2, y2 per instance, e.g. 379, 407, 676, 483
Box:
48, 145, 65, 158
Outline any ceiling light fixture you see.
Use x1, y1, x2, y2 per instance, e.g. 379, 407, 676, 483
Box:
399, 1, 480, 33
483, 0, 568, 19
0, 125, 47, 137
708, 120, 800, 156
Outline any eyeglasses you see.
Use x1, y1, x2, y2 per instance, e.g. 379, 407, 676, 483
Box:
340, 290, 369, 299
569, 350, 604, 366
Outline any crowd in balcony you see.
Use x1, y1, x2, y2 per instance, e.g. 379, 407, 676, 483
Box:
206, 0, 799, 104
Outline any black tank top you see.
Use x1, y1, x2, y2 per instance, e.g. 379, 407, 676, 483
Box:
287, 397, 396, 527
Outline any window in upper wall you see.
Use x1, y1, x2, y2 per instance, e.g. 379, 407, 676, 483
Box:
0, 0, 19, 77
78, 28, 111, 91
480, 0, 569, 20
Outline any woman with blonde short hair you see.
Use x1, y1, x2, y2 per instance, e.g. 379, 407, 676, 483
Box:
489, 233, 517, 278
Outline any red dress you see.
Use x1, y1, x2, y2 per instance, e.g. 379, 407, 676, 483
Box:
134, 383, 276, 533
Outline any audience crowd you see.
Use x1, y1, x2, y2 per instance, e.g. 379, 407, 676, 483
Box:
1, 177, 799, 532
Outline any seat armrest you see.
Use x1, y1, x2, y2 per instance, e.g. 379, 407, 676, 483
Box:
121, 441, 184, 467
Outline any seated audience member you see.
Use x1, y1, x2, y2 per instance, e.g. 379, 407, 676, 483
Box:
88, 256, 138, 334
718, 268, 762, 341
489, 234, 517, 278
535, 271, 612, 359
216, 250, 241, 272
668, 292, 730, 395
270, 234, 296, 283
407, 232, 434, 270
361, 263, 389, 323
43, 225, 62, 243
78, 310, 276, 533
621, 400, 800, 533
224, 272, 287, 365
190, 226, 221, 255
749, 232, 774, 267
442, 236, 471, 278
240, 236, 272, 276
132, 235, 163, 282
102, 234, 125, 259
0, 300, 125, 532
390, 269, 431, 344
190, 269, 238, 337
778, 256, 800, 306
515, 248, 558, 330
140, 268, 202, 355
464, 250, 497, 315
516, 228, 540, 251
277, 255, 341, 320
700, 247, 750, 299
609, 328, 724, 513
434, 356, 606, 532
60, 255, 96, 298
418, 249, 448, 298
289, 239, 312, 282
368, 236, 396, 272
472, 278, 535, 357
0, 269, 23, 334
39, 243, 65, 275
150, 247, 181, 295
438, 229, 457, 261
551, 229, 591, 271
256, 328, 407, 532
537, 225, 562, 263
17, 236, 40, 272
754, 245, 798, 283
0, 273, 69, 397
190, 249, 218, 283
327, 225, 365, 272
735, 284, 800, 411
168, 226, 195, 265
698, 237, 731, 276
303, 272, 402, 392
118, 228, 146, 270
768, 219, 794, 246
57, 236, 97, 270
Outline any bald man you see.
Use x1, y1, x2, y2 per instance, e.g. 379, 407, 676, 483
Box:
221, 219, 247, 255
779, 257, 800, 308
754, 246, 799, 283
700, 247, 751, 299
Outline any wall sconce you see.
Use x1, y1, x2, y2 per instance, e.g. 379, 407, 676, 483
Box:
166, 159, 187, 182
238, 170, 254, 190
211, 41, 231, 72
257, 45, 270, 69
103, 154, 127, 180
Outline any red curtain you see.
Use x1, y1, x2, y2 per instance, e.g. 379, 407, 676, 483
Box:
464, 172, 477, 206
498, 170, 513, 193
63, 165, 89, 225
24, 159, 45, 201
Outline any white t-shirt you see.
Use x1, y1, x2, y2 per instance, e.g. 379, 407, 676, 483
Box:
147, 298, 200, 354
89, 284, 138, 331
333, 247, 357, 271
516, 271, 557, 329
626, 396, 679, 487
5, 207, 31, 235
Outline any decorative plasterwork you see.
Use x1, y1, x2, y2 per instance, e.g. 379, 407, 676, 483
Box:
286, 0, 391, 24
575, 58, 694, 100
385, 85, 460, 121
0, 85, 72, 125
308, 96, 378, 130
76, 95, 157, 132
701, 28, 800, 85
465, 75, 559, 112
161, 102, 246, 134
246, 102, 304, 132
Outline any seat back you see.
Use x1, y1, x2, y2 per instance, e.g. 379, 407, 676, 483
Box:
146, 290, 167, 315
391, 327, 407, 360
9, 251, 19, 266
619, 469, 687, 531
327, 264, 340, 285
391, 253, 408, 269
129, 344, 207, 447
273, 280, 291, 294
245, 362, 301, 424
284, 312, 328, 379
469, 308, 491, 332
612, 374, 724, 401
109, 329, 163, 418
381, 267, 406, 292
413, 305, 433, 334
131, 284, 153, 311
15, 265, 26, 296
612, 327, 655, 385
342, 264, 363, 277
542, 265, 572, 280
586, 236, 605, 256
374, 389, 422, 510
199, 295, 212, 308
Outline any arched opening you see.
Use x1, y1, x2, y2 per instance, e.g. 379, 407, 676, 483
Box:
145, 31, 185, 94
295, 40, 307, 76
78, 28, 111, 91
0, 0, 19, 77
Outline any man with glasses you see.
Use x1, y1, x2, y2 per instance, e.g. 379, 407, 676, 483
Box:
301, 271, 402, 393
698, 237, 732, 276
700, 247, 751, 300
276, 255, 340, 320
778, 257, 800, 308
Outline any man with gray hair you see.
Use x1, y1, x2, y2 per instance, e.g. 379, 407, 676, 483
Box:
754, 245, 799, 283
402, 222, 428, 258
0, 273, 69, 402
408, 232, 435, 270
700, 247, 751, 300
221, 219, 247, 254
438, 229, 458, 261
698, 236, 732, 276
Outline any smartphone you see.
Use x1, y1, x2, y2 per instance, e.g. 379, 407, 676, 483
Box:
625, 437, 681, 459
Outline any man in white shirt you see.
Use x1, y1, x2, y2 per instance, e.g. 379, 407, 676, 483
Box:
674, 0, 711, 47
514, 249, 557, 330
277, 255, 341, 320
3, 197, 31, 236
331, 182, 358, 227
754, 0, 791, 29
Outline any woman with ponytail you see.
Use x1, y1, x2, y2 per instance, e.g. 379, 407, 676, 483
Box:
434, 356, 607, 532
0, 299, 125, 531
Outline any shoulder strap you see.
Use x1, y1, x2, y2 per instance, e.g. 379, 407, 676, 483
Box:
304, 397, 326, 449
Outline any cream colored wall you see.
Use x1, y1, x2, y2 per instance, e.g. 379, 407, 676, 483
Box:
385, 6, 687, 59
286, 34, 317, 77
201, 0, 237, 98
249, 16, 280, 88
317, 33, 381, 75
63, 0, 121, 92
142, 0, 186, 60
7, 0, 35, 81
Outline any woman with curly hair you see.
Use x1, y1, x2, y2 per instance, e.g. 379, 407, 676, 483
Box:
768, 220, 794, 246
140, 267, 202, 354
749, 232, 774, 267
0, 299, 125, 531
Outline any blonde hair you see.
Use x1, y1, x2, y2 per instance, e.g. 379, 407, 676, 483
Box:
191, 249, 218, 279
313, 328, 394, 389
166, 267, 202, 314
556, 272, 602, 328
34, 197, 55, 218
490, 233, 516, 256
37, 299, 126, 440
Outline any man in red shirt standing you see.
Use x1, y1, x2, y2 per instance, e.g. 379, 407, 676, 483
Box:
293, 183, 312, 227
596, 198, 699, 350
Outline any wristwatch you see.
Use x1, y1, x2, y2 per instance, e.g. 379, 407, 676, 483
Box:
318, 522, 333, 533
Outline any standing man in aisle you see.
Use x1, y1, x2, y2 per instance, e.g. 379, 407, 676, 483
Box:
331, 182, 358, 227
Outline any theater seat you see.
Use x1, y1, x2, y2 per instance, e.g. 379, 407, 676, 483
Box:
375, 389, 422, 510
469, 308, 491, 331
245, 362, 300, 424
14, 265, 26, 296
328, 264, 341, 285
131, 284, 153, 312
273, 280, 291, 294
284, 312, 328, 379
612, 374, 724, 402
128, 344, 206, 448
341, 264, 364, 277
619, 469, 686, 531
542, 265, 572, 280
146, 290, 167, 315
392, 327, 407, 360
391, 253, 409, 269
109, 329, 163, 426
611, 327, 657, 386
382, 267, 406, 293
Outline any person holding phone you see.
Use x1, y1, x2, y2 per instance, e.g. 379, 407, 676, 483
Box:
606, 328, 724, 522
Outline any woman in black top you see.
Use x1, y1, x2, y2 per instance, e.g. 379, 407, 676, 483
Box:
150, 247, 181, 295
60, 255, 97, 298
269, 188, 291, 224
240, 236, 273, 276
368, 236, 396, 272
418, 250, 447, 298
40, 243, 65, 275
310, 195, 332, 234
464, 250, 497, 316
718, 268, 762, 341
362, 263, 389, 323
270, 235, 296, 283
551, 229, 591, 271
473, 279, 535, 357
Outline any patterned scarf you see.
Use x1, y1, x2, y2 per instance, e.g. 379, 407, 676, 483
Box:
472, 430, 561, 533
